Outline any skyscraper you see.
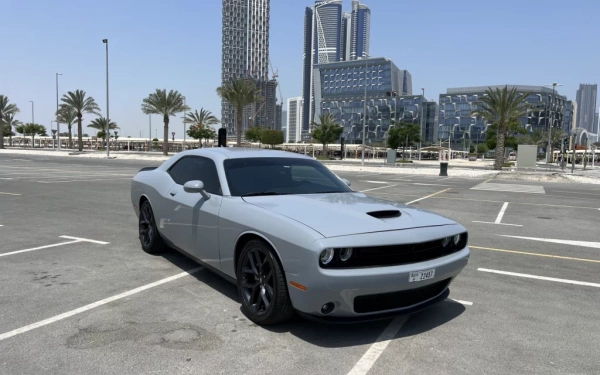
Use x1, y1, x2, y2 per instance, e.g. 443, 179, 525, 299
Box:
575, 83, 597, 133
221, 0, 279, 139
301, 0, 371, 140
350, 0, 370, 61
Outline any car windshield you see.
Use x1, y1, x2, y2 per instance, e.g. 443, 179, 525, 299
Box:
223, 157, 353, 197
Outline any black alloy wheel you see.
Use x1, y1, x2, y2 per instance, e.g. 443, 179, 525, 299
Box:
138, 200, 164, 254
237, 239, 294, 325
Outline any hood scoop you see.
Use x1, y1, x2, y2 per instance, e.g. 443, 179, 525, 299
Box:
366, 210, 401, 219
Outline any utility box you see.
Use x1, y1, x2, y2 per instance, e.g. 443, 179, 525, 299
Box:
387, 149, 396, 164
517, 145, 537, 170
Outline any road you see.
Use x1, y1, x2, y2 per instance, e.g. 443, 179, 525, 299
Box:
0, 153, 598, 375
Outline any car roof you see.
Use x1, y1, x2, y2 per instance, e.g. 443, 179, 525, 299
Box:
179, 147, 313, 160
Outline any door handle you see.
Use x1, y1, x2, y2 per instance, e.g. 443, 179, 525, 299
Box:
169, 191, 177, 196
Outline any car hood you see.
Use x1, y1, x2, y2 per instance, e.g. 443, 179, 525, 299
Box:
242, 192, 457, 238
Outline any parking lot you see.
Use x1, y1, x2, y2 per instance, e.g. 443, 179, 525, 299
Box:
0, 153, 598, 375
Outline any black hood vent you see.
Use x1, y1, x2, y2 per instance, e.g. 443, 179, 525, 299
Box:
367, 210, 401, 219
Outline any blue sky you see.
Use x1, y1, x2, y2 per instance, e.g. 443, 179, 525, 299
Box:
1, 0, 598, 138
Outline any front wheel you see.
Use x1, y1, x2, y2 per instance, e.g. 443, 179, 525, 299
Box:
236, 239, 294, 325
138, 200, 165, 254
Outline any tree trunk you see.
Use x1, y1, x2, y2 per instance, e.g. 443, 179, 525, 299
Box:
68, 125, 73, 149
77, 116, 83, 151
163, 116, 169, 156
236, 105, 242, 147
323, 143, 327, 158
0, 110, 4, 149
495, 129, 506, 170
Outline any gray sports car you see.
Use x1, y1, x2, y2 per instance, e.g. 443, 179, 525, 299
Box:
130, 148, 470, 325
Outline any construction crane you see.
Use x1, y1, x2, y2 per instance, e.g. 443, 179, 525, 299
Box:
269, 59, 284, 106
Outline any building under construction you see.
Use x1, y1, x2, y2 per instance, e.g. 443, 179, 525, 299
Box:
242, 78, 282, 132
221, 0, 282, 141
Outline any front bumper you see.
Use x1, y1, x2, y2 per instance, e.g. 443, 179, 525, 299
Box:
286, 245, 469, 320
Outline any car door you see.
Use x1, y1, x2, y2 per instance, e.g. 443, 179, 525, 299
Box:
161, 156, 223, 269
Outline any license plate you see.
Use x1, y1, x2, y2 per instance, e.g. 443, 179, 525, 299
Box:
409, 269, 435, 282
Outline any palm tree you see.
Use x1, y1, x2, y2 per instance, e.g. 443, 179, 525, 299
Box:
56, 104, 78, 148
216, 78, 263, 146
0, 95, 20, 149
2, 114, 21, 147
310, 113, 344, 156
184, 108, 220, 128
470, 86, 530, 170
141, 89, 188, 155
88, 117, 119, 132
60, 90, 101, 151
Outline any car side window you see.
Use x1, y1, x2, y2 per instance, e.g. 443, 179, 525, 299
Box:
168, 156, 222, 195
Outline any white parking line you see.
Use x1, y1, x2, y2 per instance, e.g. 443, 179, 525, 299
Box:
449, 298, 473, 306
478, 268, 600, 288
0, 236, 108, 258
0, 240, 81, 258
362, 180, 391, 184
38, 177, 132, 183
360, 184, 399, 193
59, 235, 109, 245
347, 316, 408, 375
0, 267, 204, 342
498, 235, 600, 249
472, 202, 523, 227
405, 188, 450, 204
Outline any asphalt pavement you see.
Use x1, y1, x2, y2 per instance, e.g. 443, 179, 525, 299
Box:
0, 153, 598, 375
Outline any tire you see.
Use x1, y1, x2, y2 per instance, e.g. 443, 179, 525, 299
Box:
138, 200, 165, 254
236, 239, 294, 325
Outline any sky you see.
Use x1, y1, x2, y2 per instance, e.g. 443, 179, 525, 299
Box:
1, 0, 599, 139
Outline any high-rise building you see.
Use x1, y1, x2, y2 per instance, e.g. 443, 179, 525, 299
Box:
563, 100, 574, 133
312, 57, 425, 145
301, 0, 371, 138
575, 84, 597, 133
350, 0, 370, 61
221, 0, 279, 140
439, 85, 568, 148
286, 97, 303, 143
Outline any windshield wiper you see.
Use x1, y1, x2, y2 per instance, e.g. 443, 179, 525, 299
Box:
314, 191, 344, 194
241, 192, 285, 197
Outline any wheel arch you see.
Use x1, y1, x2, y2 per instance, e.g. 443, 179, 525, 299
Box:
233, 231, 286, 279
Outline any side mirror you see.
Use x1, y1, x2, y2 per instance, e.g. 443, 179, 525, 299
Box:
183, 180, 211, 200
340, 178, 351, 187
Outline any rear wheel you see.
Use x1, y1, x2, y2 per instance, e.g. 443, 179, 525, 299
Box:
139, 200, 165, 254
236, 239, 294, 325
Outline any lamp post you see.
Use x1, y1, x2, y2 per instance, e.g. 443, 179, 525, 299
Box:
102, 38, 110, 157
56, 73, 62, 150
182, 96, 186, 151
148, 114, 152, 151
28, 101, 34, 146
361, 54, 369, 165
544, 82, 563, 163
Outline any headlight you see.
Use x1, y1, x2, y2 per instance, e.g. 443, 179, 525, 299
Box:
320, 249, 335, 264
441, 237, 451, 247
339, 248, 353, 262
453, 234, 461, 245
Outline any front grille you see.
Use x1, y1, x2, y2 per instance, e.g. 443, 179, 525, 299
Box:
320, 233, 467, 269
354, 278, 451, 313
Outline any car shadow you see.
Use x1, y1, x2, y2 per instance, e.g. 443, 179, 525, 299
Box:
160, 250, 466, 348
262, 299, 466, 348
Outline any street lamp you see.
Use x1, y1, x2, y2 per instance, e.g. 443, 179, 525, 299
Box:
543, 82, 563, 163
361, 54, 370, 165
102, 38, 110, 157
182, 96, 186, 150
56, 73, 62, 150
28, 101, 34, 144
